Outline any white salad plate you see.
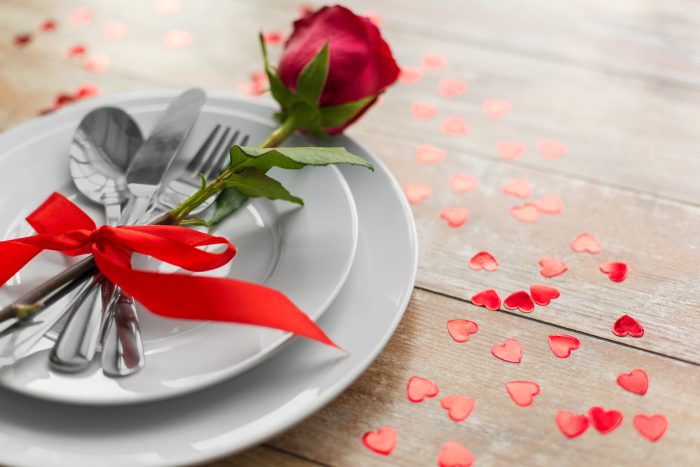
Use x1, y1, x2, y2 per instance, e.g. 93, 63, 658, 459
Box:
0, 92, 359, 405
0, 90, 417, 467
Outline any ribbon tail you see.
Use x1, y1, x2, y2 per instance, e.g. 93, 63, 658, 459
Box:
95, 253, 339, 348
0, 242, 43, 287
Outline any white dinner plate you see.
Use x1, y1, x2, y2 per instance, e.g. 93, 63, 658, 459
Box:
0, 93, 358, 404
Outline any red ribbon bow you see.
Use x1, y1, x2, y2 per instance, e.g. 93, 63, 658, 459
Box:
0, 193, 336, 347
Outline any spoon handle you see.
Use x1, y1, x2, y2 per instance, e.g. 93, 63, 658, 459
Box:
101, 291, 145, 376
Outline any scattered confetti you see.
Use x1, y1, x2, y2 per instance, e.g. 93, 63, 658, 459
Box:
613, 314, 644, 338
469, 251, 498, 271
506, 381, 540, 407
548, 335, 580, 358
571, 233, 601, 254
263, 31, 285, 45
447, 319, 478, 343
406, 376, 439, 403
68, 7, 93, 27
39, 84, 101, 115
65, 44, 86, 58
403, 183, 432, 205
164, 29, 193, 49
491, 338, 523, 363
502, 178, 532, 199
588, 407, 623, 434
39, 20, 57, 32
237, 71, 269, 97
298, 4, 315, 17
600, 261, 628, 282
503, 291, 535, 312
440, 207, 469, 227
83, 52, 110, 73
497, 141, 525, 161
482, 99, 512, 120
533, 194, 564, 214
471, 289, 501, 311
440, 116, 469, 135
438, 78, 467, 98
364, 9, 383, 26
422, 52, 447, 70
538, 139, 568, 160
410, 101, 437, 120
449, 173, 478, 194
13, 33, 32, 47
398, 66, 422, 85
556, 411, 589, 439
440, 396, 476, 422
617, 369, 648, 395
101, 20, 129, 41
362, 426, 397, 455
511, 204, 540, 223
416, 144, 445, 164
153, 0, 183, 16
633, 414, 668, 442
530, 284, 560, 306
538, 256, 568, 278
437, 441, 474, 467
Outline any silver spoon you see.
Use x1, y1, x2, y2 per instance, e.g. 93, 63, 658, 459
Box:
49, 107, 143, 373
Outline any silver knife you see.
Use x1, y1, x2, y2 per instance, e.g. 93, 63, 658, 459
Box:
46, 88, 206, 374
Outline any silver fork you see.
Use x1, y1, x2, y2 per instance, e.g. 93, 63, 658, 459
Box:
99, 125, 248, 376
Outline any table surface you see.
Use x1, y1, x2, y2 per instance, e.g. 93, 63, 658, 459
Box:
2, 0, 699, 465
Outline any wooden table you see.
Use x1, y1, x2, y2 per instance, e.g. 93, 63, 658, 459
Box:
2, 1, 699, 465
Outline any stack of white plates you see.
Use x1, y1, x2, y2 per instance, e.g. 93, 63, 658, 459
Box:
0, 91, 417, 467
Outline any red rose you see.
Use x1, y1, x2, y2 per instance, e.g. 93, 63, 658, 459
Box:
277, 5, 399, 132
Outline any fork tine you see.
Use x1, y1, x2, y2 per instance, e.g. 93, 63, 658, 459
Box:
200, 127, 231, 176
208, 130, 240, 179
186, 124, 221, 174
215, 132, 249, 174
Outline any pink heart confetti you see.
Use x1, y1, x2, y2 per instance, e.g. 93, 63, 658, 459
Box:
416, 144, 446, 164
440, 396, 476, 422
556, 411, 589, 438
469, 251, 498, 271
75, 83, 100, 98
600, 261, 628, 282
153, 0, 183, 16
502, 178, 532, 199
511, 204, 540, 223
263, 31, 285, 45
364, 9, 383, 26
449, 173, 478, 194
437, 441, 474, 467
441, 116, 469, 135
617, 368, 648, 395
362, 426, 397, 455
491, 338, 523, 363
403, 184, 432, 205
101, 20, 129, 41
399, 66, 422, 85
447, 319, 478, 343
506, 381, 540, 407
68, 7, 93, 27
538, 256, 568, 278
39, 20, 57, 32
497, 141, 525, 161
65, 44, 86, 58
633, 414, 668, 442
440, 207, 469, 228
422, 52, 447, 70
533, 194, 564, 214
482, 99, 512, 120
548, 335, 580, 358
83, 53, 110, 74
406, 376, 439, 403
471, 289, 501, 311
164, 29, 193, 50
538, 139, 568, 160
438, 78, 467, 98
410, 101, 437, 120
530, 284, 560, 306
571, 233, 601, 254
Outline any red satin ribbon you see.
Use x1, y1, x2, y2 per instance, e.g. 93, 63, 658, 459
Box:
0, 193, 336, 347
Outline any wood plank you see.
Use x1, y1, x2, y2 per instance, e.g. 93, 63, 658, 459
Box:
268, 288, 700, 466
208, 445, 323, 467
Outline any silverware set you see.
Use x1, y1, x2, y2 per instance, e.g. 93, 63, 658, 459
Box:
0, 88, 248, 378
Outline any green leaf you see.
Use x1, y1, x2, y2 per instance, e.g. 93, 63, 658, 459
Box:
319, 97, 373, 129
229, 145, 374, 173
225, 168, 304, 205
259, 33, 294, 108
295, 43, 329, 105
208, 187, 249, 226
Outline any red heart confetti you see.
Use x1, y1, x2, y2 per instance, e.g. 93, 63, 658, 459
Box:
406, 376, 439, 403
263, 31, 285, 45
447, 320, 478, 343
613, 314, 644, 338
440, 207, 469, 228
441, 116, 469, 135
39, 20, 57, 32
533, 194, 564, 214
471, 289, 501, 311
449, 173, 478, 194
538, 256, 568, 278
482, 99, 512, 120
54, 93, 75, 107
403, 183, 432, 205
588, 406, 623, 434
438, 78, 467, 98
600, 261, 628, 282
504, 291, 535, 312
469, 251, 498, 272
440, 396, 476, 422
556, 411, 589, 439
530, 284, 560, 306
538, 139, 568, 160
506, 380, 540, 407
548, 335, 580, 358
437, 441, 474, 467
633, 414, 668, 442
616, 368, 648, 395
164, 29, 194, 49
411, 101, 438, 120
511, 204, 540, 223
153, 0, 183, 16
68, 7, 93, 27
502, 178, 532, 199
362, 426, 397, 455
399, 66, 422, 85
416, 144, 446, 164
497, 141, 525, 161
65, 44, 86, 59
13, 33, 32, 47
491, 338, 523, 363
76, 84, 100, 99
422, 52, 447, 70
236, 71, 269, 97
571, 233, 601, 254
83, 53, 110, 74
101, 20, 129, 41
